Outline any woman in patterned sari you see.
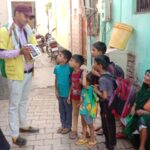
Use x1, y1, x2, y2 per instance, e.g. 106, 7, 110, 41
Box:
124, 69, 150, 150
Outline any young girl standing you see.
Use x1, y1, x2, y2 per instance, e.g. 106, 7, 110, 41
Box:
93, 55, 117, 150
76, 72, 98, 149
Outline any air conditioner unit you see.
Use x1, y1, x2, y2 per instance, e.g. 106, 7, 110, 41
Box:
100, 0, 111, 22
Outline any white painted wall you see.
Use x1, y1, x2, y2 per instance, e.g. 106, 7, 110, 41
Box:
1, 0, 50, 35
0, 0, 9, 26
52, 0, 71, 49
107, 48, 127, 76
35, 0, 51, 35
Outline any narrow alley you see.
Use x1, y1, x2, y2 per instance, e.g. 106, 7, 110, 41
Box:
0, 54, 135, 150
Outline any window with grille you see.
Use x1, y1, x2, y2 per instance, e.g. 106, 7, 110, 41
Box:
136, 0, 150, 13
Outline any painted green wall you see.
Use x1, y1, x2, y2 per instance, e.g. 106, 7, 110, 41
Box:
86, 36, 97, 69
104, 0, 150, 83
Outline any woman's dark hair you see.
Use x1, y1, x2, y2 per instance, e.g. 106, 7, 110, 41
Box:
72, 54, 84, 66
60, 49, 72, 62
95, 55, 108, 70
86, 72, 95, 85
93, 41, 107, 54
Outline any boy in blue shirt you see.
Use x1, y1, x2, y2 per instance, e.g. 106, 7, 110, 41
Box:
54, 49, 72, 134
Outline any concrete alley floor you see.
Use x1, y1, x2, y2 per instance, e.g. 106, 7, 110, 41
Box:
0, 54, 136, 150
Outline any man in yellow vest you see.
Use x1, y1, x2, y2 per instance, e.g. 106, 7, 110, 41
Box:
0, 5, 39, 146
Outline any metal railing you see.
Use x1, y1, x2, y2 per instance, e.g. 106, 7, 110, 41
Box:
137, 0, 150, 13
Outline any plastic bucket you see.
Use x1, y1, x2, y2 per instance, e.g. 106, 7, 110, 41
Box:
109, 23, 134, 50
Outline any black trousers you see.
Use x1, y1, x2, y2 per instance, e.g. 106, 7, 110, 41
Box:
0, 129, 10, 150
100, 101, 116, 150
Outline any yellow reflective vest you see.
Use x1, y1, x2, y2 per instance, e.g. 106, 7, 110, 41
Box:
0, 26, 37, 80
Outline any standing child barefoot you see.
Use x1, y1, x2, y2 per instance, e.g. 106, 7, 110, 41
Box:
76, 72, 98, 149
54, 49, 72, 134
69, 55, 84, 139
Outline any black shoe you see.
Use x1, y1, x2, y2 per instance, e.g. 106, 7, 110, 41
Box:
12, 136, 27, 147
20, 126, 39, 133
96, 128, 103, 136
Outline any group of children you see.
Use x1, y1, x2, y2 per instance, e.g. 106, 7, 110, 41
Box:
54, 41, 120, 150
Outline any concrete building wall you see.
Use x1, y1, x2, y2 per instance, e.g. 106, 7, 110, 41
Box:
85, 0, 150, 83
71, 0, 82, 54
52, 0, 71, 49
1, 0, 50, 35
0, 0, 9, 26
104, 0, 150, 83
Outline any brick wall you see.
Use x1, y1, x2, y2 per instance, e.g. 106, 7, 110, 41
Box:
126, 53, 140, 89
126, 53, 136, 81
71, 13, 82, 54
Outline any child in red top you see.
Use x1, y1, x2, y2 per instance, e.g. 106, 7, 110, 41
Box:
71, 69, 83, 100
69, 54, 84, 139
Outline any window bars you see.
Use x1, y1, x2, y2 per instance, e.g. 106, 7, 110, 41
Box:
136, 0, 150, 13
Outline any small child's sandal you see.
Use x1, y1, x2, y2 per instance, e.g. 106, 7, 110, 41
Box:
76, 139, 87, 145
87, 141, 97, 148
